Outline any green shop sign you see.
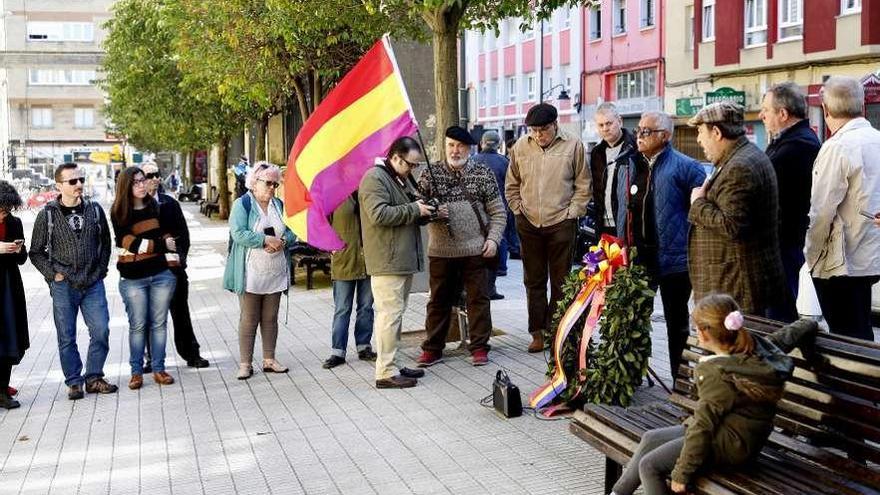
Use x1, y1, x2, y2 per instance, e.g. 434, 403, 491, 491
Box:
705, 87, 747, 106
675, 97, 704, 116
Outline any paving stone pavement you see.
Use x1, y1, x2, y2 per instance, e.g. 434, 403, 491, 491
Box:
0, 203, 678, 495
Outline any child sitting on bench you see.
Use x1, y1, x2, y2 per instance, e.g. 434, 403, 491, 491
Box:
610, 293, 818, 495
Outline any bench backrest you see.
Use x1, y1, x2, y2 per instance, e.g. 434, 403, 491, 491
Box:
672, 315, 880, 466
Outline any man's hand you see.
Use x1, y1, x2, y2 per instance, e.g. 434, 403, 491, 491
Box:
436, 204, 450, 219
264, 235, 283, 253
482, 239, 498, 258
54, 273, 65, 282
670, 480, 687, 494
416, 200, 436, 218
690, 185, 706, 204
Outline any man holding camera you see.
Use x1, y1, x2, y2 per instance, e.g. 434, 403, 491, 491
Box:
416, 126, 507, 367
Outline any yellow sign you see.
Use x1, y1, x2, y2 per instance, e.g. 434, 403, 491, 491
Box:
89, 151, 112, 164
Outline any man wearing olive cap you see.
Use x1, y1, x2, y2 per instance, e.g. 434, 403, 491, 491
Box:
506, 103, 591, 353
688, 101, 786, 316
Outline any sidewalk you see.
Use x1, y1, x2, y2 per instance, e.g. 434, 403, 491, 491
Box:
0, 203, 674, 495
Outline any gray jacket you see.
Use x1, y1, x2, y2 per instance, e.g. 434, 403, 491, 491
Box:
358, 164, 424, 276
29, 200, 111, 289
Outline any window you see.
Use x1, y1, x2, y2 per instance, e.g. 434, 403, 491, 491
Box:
641, 0, 655, 28
703, 0, 716, 41
561, 8, 571, 29
26, 22, 94, 42
686, 6, 695, 51
527, 75, 536, 101
613, 0, 626, 34
615, 68, 657, 100
745, 0, 767, 46
74, 107, 95, 128
841, 0, 862, 14
779, 0, 803, 39
28, 69, 96, 86
507, 76, 517, 103
590, 7, 602, 40
479, 86, 487, 108
31, 107, 52, 128
493, 80, 501, 106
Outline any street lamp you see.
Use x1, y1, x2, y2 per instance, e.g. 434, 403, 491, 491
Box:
542, 84, 570, 101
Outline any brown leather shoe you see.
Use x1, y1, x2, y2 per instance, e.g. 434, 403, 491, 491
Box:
152, 372, 175, 385
128, 374, 143, 390
375, 375, 417, 389
527, 332, 544, 353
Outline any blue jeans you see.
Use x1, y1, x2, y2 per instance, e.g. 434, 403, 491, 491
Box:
119, 270, 177, 374
51, 279, 111, 387
330, 279, 374, 358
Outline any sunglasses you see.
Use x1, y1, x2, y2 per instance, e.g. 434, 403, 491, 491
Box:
258, 178, 280, 189
635, 127, 666, 138
60, 177, 85, 186
144, 172, 161, 179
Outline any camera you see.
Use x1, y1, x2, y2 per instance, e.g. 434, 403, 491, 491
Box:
424, 197, 444, 223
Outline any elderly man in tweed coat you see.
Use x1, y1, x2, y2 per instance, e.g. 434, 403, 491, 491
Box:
687, 102, 787, 315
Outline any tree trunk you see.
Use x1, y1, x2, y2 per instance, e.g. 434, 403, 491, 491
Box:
187, 150, 196, 188
423, 5, 466, 161
217, 136, 231, 220
255, 115, 268, 162
292, 78, 310, 124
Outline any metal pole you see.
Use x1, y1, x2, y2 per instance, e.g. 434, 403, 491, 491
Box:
538, 18, 544, 102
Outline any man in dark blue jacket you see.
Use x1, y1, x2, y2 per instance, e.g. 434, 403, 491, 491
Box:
616, 111, 706, 380
473, 130, 514, 299
760, 82, 820, 322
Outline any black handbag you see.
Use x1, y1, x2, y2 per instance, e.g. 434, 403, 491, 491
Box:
492, 370, 522, 418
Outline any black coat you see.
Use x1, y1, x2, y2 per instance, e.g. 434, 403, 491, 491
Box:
0, 215, 29, 364
764, 119, 820, 248
157, 193, 190, 269
589, 128, 637, 231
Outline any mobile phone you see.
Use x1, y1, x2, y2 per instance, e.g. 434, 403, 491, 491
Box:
263, 227, 276, 237
858, 209, 877, 220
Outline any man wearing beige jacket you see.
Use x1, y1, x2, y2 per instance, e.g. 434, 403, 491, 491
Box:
805, 76, 880, 341
506, 103, 592, 352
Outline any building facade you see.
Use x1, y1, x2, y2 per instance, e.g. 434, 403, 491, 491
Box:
463, 7, 583, 143
666, 0, 880, 156
581, 0, 665, 141
1, 0, 121, 185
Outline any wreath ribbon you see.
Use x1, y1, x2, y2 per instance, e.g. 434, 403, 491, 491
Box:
528, 234, 628, 411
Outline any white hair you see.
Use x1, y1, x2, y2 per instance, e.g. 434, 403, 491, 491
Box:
642, 111, 675, 140
140, 161, 159, 173
245, 161, 282, 191
822, 76, 864, 119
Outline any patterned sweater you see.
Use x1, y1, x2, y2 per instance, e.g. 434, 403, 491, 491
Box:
112, 205, 176, 280
418, 160, 506, 258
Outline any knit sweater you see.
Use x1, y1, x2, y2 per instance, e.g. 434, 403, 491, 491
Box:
29, 200, 111, 290
418, 160, 506, 258
112, 205, 174, 280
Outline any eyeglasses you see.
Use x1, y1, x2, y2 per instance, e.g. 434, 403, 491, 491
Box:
402, 158, 423, 168
635, 127, 666, 138
60, 177, 85, 186
258, 179, 280, 189
144, 172, 161, 179
133, 178, 147, 187
528, 124, 555, 135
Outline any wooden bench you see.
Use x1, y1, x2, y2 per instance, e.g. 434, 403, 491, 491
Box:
289, 243, 330, 290
570, 315, 880, 494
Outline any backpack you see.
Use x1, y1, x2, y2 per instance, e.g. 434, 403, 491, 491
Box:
226, 194, 285, 254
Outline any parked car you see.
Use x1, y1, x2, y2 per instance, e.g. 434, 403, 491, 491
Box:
178, 183, 205, 202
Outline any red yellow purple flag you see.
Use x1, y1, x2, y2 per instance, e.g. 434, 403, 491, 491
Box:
283, 36, 418, 250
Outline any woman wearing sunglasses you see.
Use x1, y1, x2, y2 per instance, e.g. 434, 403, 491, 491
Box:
0, 181, 28, 409
111, 167, 178, 390
223, 162, 295, 379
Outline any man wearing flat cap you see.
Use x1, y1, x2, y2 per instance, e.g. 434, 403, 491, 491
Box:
506, 103, 591, 353
416, 126, 507, 367
688, 101, 786, 316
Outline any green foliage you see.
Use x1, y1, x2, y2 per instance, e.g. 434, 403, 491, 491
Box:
101, 0, 238, 151
544, 256, 655, 408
